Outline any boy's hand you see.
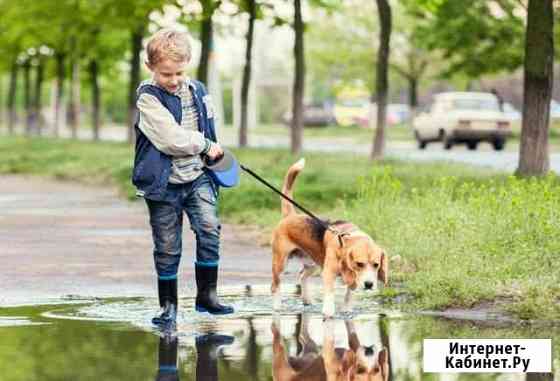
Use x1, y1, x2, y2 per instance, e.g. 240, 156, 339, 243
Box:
206, 143, 224, 161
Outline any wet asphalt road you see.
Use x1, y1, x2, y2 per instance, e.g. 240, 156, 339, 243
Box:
0, 175, 272, 306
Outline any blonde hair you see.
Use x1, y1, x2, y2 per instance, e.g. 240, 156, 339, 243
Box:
146, 28, 191, 65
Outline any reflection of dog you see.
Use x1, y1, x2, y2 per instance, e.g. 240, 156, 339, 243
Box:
271, 159, 389, 317
271, 317, 389, 381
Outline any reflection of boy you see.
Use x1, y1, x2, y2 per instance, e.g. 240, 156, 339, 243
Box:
195, 334, 235, 381
156, 336, 179, 381
132, 28, 233, 329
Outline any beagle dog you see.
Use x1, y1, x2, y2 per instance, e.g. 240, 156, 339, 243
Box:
271, 159, 389, 317
271, 317, 389, 381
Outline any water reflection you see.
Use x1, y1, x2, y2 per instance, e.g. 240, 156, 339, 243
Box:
0, 301, 557, 380
271, 314, 389, 381
195, 334, 235, 381
156, 336, 179, 381
155, 332, 235, 381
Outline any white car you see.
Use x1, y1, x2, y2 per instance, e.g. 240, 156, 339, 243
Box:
503, 102, 521, 122
413, 92, 512, 151
551, 99, 560, 120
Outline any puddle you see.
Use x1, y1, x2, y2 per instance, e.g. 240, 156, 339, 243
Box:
0, 289, 557, 380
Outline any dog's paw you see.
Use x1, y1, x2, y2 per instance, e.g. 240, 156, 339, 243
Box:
271, 317, 281, 335
322, 292, 336, 317
322, 302, 335, 318
272, 293, 282, 311
341, 302, 353, 314
323, 319, 335, 338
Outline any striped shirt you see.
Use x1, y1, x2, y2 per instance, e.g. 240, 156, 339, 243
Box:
168, 82, 205, 184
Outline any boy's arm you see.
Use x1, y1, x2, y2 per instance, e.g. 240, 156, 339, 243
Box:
137, 93, 211, 156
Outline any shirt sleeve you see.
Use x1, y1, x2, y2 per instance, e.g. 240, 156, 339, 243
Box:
136, 93, 207, 156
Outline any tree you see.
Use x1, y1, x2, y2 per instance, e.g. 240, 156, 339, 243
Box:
291, 0, 305, 154
371, 0, 391, 160
389, 7, 436, 118
197, 0, 222, 85
516, 0, 554, 176
6, 58, 18, 135
401, 0, 525, 79
238, 0, 257, 148
113, 0, 168, 143
31, 51, 46, 135
306, 2, 377, 99
288, 0, 338, 154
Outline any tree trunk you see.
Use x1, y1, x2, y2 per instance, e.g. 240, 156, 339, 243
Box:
371, 0, 392, 160
23, 60, 32, 136
516, 0, 554, 176
0, 74, 4, 127
33, 58, 45, 136
239, 0, 256, 148
89, 59, 101, 141
408, 76, 418, 125
54, 52, 65, 138
197, 12, 213, 86
67, 54, 81, 139
378, 314, 393, 381
128, 25, 144, 143
409, 76, 418, 110
7, 59, 18, 135
291, 0, 305, 155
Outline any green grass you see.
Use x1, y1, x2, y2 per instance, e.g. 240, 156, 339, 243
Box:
350, 167, 560, 320
1, 136, 559, 320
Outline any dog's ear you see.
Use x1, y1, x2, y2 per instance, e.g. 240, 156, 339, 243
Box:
340, 250, 356, 287
337, 232, 350, 248
378, 251, 389, 286
341, 349, 356, 376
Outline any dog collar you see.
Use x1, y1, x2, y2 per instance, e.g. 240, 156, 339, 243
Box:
328, 223, 360, 247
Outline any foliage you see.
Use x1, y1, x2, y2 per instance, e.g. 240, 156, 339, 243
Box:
401, 0, 527, 78
306, 0, 377, 97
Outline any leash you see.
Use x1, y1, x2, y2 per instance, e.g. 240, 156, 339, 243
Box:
239, 164, 350, 247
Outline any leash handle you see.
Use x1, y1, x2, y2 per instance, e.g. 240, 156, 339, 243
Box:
239, 164, 331, 231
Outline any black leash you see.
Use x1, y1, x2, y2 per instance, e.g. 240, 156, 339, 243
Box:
239, 164, 348, 246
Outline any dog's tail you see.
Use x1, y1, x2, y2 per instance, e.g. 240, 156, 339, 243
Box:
281, 158, 305, 217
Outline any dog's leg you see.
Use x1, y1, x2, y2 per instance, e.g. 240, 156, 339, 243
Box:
322, 319, 339, 377
271, 321, 297, 381
271, 239, 292, 311
272, 264, 284, 311
342, 286, 353, 313
299, 265, 317, 306
321, 252, 338, 318
299, 313, 318, 354
344, 320, 360, 352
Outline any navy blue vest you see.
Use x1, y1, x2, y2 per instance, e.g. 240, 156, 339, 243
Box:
132, 80, 218, 201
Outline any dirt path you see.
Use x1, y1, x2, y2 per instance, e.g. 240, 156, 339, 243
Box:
0, 175, 272, 306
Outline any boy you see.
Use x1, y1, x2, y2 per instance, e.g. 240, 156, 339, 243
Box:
132, 28, 234, 329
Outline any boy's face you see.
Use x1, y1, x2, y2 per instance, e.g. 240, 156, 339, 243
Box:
147, 58, 188, 93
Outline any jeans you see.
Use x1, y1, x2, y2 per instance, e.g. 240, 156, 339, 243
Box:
146, 173, 221, 279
